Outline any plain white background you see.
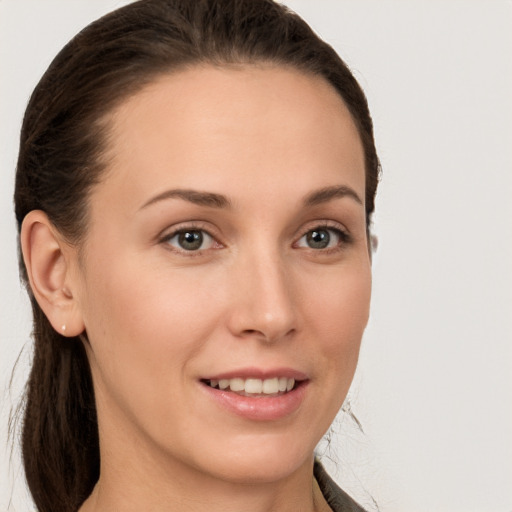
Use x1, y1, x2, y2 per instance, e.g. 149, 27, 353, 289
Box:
1, 1, 511, 511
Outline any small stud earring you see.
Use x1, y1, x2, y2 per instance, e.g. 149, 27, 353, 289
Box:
61, 324, 66, 333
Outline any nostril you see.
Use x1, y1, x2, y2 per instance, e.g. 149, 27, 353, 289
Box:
239, 327, 296, 344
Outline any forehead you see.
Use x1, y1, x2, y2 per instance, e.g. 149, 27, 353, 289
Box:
95, 65, 365, 212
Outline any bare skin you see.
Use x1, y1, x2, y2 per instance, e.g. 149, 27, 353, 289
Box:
22, 65, 370, 512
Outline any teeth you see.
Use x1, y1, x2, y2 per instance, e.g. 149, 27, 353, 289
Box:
245, 379, 263, 394
208, 377, 296, 394
262, 377, 279, 394
230, 378, 244, 392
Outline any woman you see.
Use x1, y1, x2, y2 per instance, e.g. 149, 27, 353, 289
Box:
14, 0, 380, 511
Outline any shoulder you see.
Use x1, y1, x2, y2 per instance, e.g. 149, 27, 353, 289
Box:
314, 461, 368, 512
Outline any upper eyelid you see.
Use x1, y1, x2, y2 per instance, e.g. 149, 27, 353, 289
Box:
159, 221, 218, 240
295, 219, 349, 238
293, 221, 352, 251
159, 225, 221, 255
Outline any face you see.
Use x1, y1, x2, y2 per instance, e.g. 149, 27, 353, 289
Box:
73, 65, 371, 485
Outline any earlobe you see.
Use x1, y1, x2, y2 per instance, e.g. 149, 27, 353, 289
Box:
20, 210, 85, 337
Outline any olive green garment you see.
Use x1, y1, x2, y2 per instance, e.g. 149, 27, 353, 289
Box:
314, 462, 368, 512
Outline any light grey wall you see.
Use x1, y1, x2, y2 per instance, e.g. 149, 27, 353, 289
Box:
1, 1, 511, 511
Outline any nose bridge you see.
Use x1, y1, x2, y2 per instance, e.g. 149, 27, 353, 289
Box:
229, 240, 297, 342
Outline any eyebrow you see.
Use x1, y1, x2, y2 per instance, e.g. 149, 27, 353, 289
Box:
140, 184, 362, 211
303, 185, 363, 207
140, 188, 231, 210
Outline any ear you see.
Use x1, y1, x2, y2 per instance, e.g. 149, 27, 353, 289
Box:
20, 210, 85, 337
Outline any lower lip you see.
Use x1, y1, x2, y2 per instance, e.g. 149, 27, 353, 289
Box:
200, 381, 308, 421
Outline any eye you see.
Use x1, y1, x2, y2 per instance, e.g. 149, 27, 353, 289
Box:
163, 229, 216, 252
296, 227, 348, 250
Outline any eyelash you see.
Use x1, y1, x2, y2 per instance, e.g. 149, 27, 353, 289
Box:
159, 222, 220, 256
159, 221, 351, 256
294, 223, 352, 254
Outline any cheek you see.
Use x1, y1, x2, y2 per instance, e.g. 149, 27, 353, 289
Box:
292, 263, 371, 433
303, 264, 371, 372
80, 257, 222, 383
78, 258, 224, 441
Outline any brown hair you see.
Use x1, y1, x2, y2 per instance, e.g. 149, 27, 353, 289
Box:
14, 1, 380, 510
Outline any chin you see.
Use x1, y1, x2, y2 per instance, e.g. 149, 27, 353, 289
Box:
186, 432, 316, 485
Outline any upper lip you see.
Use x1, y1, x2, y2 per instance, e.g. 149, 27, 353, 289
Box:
202, 367, 308, 381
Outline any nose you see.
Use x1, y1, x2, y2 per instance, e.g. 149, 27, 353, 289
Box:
226, 249, 298, 343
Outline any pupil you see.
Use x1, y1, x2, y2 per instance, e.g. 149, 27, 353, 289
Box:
307, 229, 330, 249
179, 231, 203, 250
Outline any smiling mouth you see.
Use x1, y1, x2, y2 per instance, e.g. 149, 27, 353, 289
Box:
202, 377, 298, 397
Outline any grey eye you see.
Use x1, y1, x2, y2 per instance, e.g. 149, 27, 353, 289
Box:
166, 230, 214, 251
306, 229, 331, 249
178, 231, 203, 250
297, 227, 344, 250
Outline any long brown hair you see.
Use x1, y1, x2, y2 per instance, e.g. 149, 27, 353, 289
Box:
14, 1, 380, 510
